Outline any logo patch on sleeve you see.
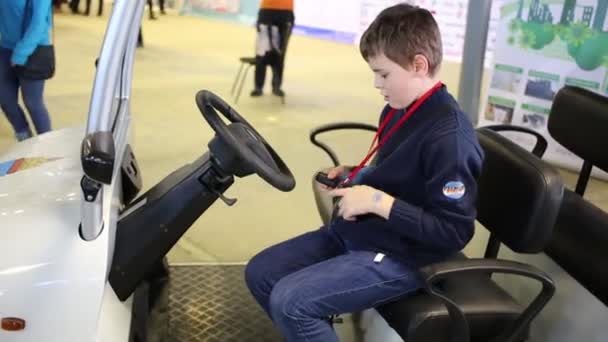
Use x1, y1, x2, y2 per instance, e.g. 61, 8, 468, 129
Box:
443, 181, 466, 199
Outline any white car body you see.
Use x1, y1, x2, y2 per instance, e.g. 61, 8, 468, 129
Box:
0, 0, 143, 340
0, 127, 132, 341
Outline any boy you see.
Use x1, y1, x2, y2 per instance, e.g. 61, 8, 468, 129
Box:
245, 4, 484, 341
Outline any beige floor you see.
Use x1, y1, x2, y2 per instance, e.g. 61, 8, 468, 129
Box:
0, 9, 606, 264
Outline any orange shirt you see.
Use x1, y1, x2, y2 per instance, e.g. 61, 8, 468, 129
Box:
260, 0, 294, 11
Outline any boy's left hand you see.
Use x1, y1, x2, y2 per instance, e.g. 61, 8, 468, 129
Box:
329, 185, 395, 221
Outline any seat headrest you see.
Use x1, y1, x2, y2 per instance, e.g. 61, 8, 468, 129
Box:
476, 128, 564, 253
548, 86, 608, 173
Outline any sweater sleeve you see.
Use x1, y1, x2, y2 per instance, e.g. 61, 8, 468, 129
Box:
384, 127, 483, 253
12, 0, 52, 65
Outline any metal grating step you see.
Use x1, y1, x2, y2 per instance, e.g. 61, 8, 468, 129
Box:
166, 264, 282, 342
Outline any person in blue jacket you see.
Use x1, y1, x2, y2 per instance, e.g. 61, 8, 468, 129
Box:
0, 0, 53, 141
245, 4, 484, 341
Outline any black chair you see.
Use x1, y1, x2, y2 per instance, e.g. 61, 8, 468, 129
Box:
310, 123, 548, 233
310, 124, 563, 341
231, 57, 257, 104
543, 86, 608, 306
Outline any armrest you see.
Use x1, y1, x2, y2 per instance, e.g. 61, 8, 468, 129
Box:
309, 122, 377, 167
419, 258, 555, 342
483, 124, 548, 158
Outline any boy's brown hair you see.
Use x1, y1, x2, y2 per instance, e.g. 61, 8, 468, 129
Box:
360, 4, 443, 76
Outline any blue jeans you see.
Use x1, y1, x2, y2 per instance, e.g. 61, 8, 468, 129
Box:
245, 228, 423, 342
0, 48, 51, 140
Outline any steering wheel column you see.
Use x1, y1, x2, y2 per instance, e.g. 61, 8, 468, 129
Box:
109, 90, 295, 300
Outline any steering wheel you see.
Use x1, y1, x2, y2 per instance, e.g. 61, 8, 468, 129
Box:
196, 90, 295, 192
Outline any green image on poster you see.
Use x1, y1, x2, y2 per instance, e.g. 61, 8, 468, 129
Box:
506, 0, 608, 71
485, 96, 517, 124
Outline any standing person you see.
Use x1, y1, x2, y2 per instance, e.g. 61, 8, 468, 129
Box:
250, 0, 294, 97
0, 0, 53, 141
245, 4, 484, 341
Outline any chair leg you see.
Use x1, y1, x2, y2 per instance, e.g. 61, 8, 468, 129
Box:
235, 64, 253, 104
231, 62, 245, 96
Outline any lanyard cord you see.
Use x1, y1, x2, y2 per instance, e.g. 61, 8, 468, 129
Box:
344, 81, 443, 185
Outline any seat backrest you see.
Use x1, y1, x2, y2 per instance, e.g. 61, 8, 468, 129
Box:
544, 86, 608, 305
548, 86, 608, 173
476, 128, 564, 253
545, 189, 608, 305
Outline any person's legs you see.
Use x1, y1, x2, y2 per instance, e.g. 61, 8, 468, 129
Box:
245, 228, 345, 317
19, 78, 51, 135
269, 251, 423, 342
97, 0, 103, 16
267, 49, 281, 95
0, 49, 32, 140
252, 21, 270, 96
159, 0, 165, 14
137, 28, 144, 48
271, 21, 293, 96
148, 0, 156, 19
70, 0, 80, 14
84, 0, 91, 15
252, 55, 267, 96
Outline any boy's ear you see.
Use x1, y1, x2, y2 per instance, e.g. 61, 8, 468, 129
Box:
413, 54, 429, 75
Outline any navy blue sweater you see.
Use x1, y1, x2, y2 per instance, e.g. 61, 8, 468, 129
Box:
330, 86, 484, 267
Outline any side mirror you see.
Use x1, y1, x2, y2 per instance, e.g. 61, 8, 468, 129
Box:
81, 131, 115, 185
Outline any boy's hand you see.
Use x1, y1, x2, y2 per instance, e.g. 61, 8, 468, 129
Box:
318, 165, 352, 190
327, 165, 351, 179
329, 185, 395, 221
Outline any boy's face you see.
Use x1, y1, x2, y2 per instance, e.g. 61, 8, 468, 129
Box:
367, 53, 428, 109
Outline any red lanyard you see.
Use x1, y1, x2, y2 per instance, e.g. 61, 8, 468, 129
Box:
344, 81, 443, 185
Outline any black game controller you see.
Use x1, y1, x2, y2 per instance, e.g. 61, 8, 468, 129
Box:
315, 172, 342, 189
